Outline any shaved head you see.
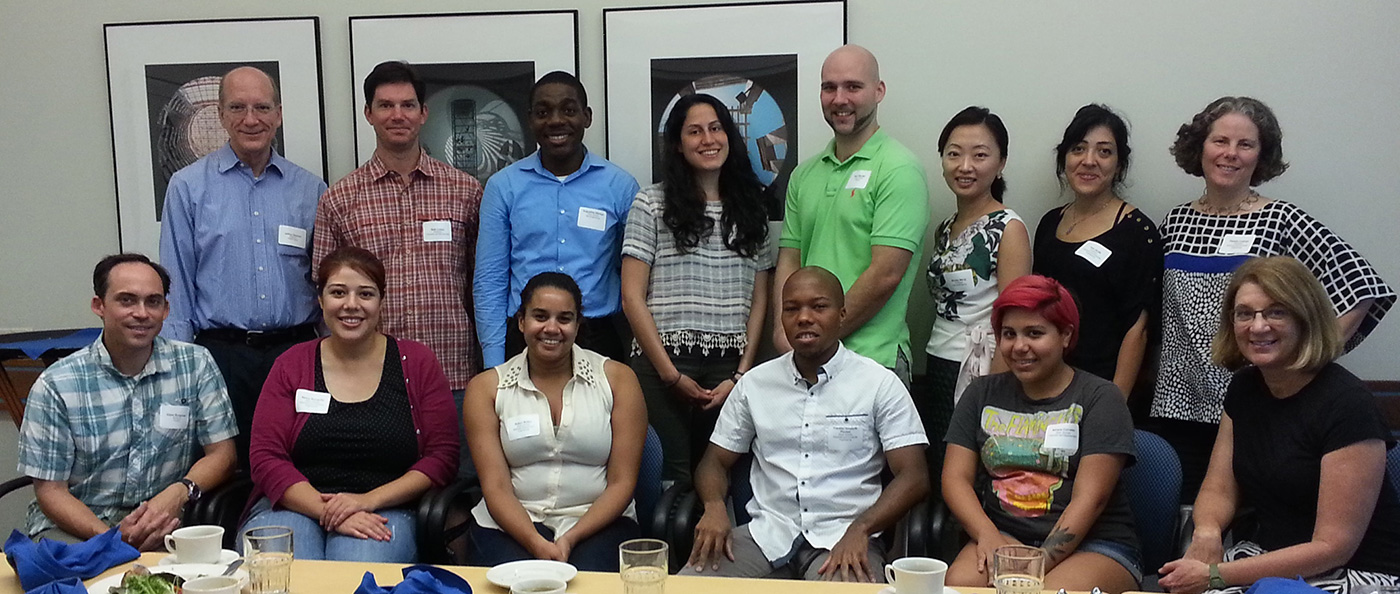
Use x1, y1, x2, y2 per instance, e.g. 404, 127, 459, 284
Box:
822, 44, 880, 85
784, 266, 845, 307
219, 66, 280, 105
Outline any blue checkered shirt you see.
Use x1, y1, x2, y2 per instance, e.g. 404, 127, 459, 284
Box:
17, 335, 237, 536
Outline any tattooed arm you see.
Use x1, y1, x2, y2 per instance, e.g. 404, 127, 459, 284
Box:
1040, 453, 1128, 571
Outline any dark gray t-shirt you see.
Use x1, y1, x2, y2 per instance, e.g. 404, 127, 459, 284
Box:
946, 370, 1139, 550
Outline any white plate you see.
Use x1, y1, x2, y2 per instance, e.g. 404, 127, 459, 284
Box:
157, 549, 240, 566
87, 564, 249, 594
878, 588, 962, 594
485, 560, 578, 588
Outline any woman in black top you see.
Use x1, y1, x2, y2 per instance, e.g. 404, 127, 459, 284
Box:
1159, 257, 1400, 593
1033, 104, 1161, 399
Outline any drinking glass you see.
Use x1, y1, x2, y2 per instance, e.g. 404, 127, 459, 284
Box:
619, 538, 668, 594
992, 545, 1045, 594
243, 526, 294, 594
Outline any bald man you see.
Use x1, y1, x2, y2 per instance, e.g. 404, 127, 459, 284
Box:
683, 266, 928, 581
774, 45, 930, 387
160, 66, 327, 468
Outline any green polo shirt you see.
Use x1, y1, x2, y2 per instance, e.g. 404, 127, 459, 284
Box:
780, 129, 930, 367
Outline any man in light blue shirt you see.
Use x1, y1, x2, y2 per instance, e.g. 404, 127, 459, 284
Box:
158, 66, 325, 467
474, 71, 640, 368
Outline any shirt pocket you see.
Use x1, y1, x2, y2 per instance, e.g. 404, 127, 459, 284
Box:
825, 413, 875, 459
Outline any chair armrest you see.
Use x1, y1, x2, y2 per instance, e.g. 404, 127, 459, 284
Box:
416, 479, 480, 565
928, 499, 966, 562
0, 476, 33, 501
905, 499, 930, 558
186, 475, 253, 550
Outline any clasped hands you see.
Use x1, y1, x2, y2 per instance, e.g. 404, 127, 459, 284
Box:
319, 492, 393, 541
666, 373, 734, 411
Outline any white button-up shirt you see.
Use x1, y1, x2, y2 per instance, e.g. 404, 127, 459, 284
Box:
710, 343, 928, 561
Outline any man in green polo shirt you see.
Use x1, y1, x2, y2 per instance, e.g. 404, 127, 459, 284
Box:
774, 44, 929, 385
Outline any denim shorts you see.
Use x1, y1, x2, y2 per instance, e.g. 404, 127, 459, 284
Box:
1013, 533, 1143, 585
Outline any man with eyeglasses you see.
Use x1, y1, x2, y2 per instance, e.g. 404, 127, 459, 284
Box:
159, 66, 327, 471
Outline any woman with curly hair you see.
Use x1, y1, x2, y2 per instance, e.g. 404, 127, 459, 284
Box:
621, 93, 773, 485
1151, 96, 1394, 497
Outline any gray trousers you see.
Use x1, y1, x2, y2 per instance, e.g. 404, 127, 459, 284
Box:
678, 524, 888, 582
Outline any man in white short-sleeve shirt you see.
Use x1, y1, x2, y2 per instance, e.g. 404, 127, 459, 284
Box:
682, 266, 928, 581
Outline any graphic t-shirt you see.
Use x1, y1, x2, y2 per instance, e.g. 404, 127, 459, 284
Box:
946, 370, 1139, 549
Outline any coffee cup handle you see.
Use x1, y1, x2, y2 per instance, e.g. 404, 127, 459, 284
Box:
885, 564, 895, 585
164, 534, 176, 555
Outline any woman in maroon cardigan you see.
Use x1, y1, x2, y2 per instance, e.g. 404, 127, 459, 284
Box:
242, 246, 458, 562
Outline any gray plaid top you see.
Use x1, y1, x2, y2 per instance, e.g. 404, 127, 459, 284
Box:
17, 335, 237, 535
623, 183, 775, 355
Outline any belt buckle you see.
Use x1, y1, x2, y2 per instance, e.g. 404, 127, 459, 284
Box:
245, 330, 267, 347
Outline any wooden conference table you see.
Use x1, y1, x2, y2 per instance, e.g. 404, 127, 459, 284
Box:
0, 552, 1079, 594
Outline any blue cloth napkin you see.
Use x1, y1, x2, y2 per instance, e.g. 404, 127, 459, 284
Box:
23, 577, 87, 594
4, 528, 139, 591
1245, 577, 1330, 594
354, 565, 473, 594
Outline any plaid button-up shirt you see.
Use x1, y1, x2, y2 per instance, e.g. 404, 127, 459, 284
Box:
17, 335, 237, 536
314, 151, 484, 389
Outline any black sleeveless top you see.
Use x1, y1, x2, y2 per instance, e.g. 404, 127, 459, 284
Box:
292, 339, 418, 494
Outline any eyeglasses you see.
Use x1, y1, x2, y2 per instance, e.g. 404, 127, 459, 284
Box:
1232, 307, 1291, 324
224, 103, 277, 116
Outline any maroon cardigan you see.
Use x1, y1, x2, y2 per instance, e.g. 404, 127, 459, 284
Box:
248, 337, 460, 508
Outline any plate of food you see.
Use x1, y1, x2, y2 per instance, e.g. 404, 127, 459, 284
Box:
87, 563, 248, 594
485, 560, 578, 588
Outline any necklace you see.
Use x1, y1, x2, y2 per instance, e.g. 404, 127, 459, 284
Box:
1061, 197, 1115, 237
1197, 189, 1260, 215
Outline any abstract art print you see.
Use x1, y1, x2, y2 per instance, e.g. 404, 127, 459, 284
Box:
349, 11, 577, 179
604, 1, 845, 216
105, 17, 326, 257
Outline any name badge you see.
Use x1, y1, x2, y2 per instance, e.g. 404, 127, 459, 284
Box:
422, 221, 453, 242
505, 415, 541, 440
845, 170, 872, 190
277, 225, 307, 249
157, 404, 190, 430
1040, 422, 1080, 456
1217, 234, 1256, 255
295, 389, 331, 414
1075, 240, 1113, 267
942, 269, 975, 293
577, 207, 607, 231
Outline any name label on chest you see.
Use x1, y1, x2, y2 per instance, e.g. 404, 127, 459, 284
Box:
295, 389, 332, 414
506, 414, 542, 440
1075, 240, 1113, 267
157, 404, 190, 430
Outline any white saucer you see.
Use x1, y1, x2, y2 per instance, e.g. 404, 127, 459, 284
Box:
485, 560, 578, 588
157, 549, 240, 566
878, 588, 962, 594
87, 564, 249, 594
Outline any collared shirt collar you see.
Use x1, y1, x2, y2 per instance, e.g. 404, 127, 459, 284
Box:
786, 342, 851, 387
214, 143, 287, 178
518, 148, 605, 182
90, 333, 172, 380
819, 128, 888, 166
498, 344, 602, 393
365, 148, 435, 182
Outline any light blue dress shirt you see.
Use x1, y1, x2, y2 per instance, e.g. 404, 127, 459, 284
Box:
159, 144, 328, 341
474, 150, 640, 367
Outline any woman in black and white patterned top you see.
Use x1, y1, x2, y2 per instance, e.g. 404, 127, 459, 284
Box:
1151, 96, 1395, 497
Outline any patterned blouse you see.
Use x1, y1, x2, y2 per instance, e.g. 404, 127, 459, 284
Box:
1152, 199, 1394, 424
926, 209, 1023, 361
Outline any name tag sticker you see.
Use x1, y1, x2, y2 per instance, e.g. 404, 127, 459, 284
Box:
577, 207, 607, 231
277, 225, 307, 249
1075, 240, 1113, 267
1040, 422, 1080, 455
505, 415, 541, 441
942, 269, 975, 293
295, 389, 331, 414
845, 170, 872, 189
1217, 234, 1256, 255
157, 404, 190, 430
422, 221, 453, 242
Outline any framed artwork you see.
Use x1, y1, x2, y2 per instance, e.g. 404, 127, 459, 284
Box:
348, 11, 578, 183
604, 1, 846, 214
104, 17, 327, 257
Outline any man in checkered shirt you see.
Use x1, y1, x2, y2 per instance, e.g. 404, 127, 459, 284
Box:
17, 254, 237, 548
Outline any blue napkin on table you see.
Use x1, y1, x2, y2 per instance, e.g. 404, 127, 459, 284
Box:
23, 577, 87, 594
354, 565, 473, 594
4, 528, 139, 591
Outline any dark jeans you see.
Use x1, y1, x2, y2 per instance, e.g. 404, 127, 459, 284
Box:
1149, 417, 1220, 503
632, 349, 740, 485
195, 327, 314, 473
921, 356, 960, 491
468, 517, 640, 572
505, 312, 631, 363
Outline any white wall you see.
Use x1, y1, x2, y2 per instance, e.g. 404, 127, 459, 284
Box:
2, 0, 1398, 378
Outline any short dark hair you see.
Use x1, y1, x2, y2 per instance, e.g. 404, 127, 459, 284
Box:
93, 253, 171, 298
363, 61, 425, 106
1055, 104, 1132, 191
316, 246, 387, 295
515, 272, 583, 320
1170, 96, 1289, 186
530, 71, 588, 108
938, 106, 1010, 202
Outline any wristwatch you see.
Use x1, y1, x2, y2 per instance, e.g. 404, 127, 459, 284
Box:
1208, 564, 1227, 589
178, 478, 202, 505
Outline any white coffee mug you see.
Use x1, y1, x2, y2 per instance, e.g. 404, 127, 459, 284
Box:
510, 577, 567, 594
884, 556, 948, 594
163, 525, 224, 564
183, 576, 241, 594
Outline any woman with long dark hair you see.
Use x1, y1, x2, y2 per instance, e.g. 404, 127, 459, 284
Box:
621, 93, 773, 485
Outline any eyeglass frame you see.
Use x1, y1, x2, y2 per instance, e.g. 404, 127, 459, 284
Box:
1231, 306, 1292, 325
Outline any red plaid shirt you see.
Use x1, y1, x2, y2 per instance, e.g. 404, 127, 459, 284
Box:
314, 151, 483, 389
